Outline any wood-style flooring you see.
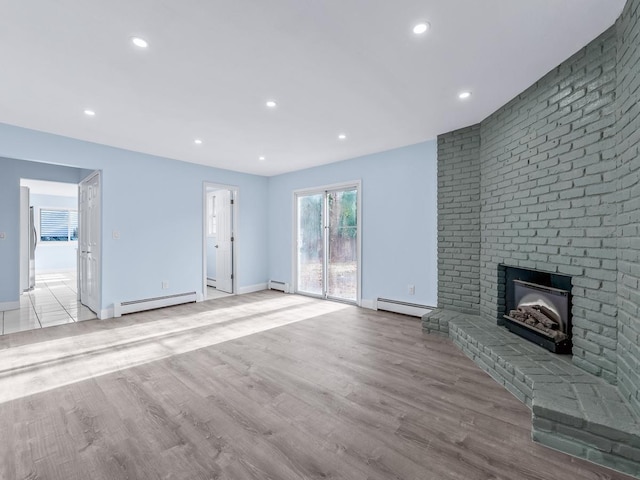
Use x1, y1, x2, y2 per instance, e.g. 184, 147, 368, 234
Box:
0, 290, 632, 480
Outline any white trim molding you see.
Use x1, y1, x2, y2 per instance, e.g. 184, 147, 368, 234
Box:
376, 298, 434, 318
268, 280, 290, 293
113, 292, 197, 317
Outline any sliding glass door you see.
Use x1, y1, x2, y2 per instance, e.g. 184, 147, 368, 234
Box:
296, 185, 359, 303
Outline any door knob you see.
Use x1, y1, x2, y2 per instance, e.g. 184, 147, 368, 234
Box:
214, 245, 219, 248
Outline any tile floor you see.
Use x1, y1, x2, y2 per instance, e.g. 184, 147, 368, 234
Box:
1, 271, 97, 335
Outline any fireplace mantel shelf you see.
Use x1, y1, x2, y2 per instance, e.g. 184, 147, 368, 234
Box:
423, 308, 640, 478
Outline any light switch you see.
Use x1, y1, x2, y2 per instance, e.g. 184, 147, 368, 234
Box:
0, 232, 5, 239
112, 230, 120, 240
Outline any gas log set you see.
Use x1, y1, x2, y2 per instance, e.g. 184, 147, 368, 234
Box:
501, 277, 572, 354
506, 305, 568, 342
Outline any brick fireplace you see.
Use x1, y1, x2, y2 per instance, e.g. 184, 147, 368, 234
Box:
423, 0, 640, 476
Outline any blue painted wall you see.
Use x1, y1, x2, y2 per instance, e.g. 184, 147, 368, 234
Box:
31, 193, 78, 273
0, 121, 438, 315
0, 122, 269, 315
267, 141, 438, 307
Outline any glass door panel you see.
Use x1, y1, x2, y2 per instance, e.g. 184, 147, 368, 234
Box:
296, 193, 324, 296
327, 189, 357, 301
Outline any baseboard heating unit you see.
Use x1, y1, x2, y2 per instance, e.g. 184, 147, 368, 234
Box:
376, 298, 434, 317
268, 280, 289, 293
113, 291, 197, 317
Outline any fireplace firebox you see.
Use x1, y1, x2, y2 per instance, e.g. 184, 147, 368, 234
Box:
499, 265, 572, 354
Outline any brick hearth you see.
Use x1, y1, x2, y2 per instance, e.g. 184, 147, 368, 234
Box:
426, 309, 640, 476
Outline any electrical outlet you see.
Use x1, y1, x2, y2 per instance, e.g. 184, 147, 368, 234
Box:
0, 232, 5, 240
408, 284, 415, 295
162, 281, 169, 289
112, 230, 120, 240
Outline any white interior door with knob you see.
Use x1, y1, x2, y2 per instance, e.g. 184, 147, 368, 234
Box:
79, 171, 101, 314
215, 189, 233, 293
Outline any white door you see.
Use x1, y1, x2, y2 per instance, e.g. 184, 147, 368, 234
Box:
19, 186, 30, 292
79, 171, 101, 313
215, 189, 233, 293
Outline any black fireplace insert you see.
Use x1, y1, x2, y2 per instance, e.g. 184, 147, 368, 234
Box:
499, 265, 572, 354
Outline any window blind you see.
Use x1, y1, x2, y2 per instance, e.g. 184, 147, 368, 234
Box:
40, 209, 78, 242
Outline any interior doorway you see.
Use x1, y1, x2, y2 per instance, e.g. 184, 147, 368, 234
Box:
294, 182, 361, 305
19, 179, 80, 292
8, 177, 98, 334
203, 183, 238, 300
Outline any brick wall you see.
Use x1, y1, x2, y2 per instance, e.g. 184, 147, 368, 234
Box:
434, 0, 640, 392
480, 27, 618, 383
436, 126, 481, 314
616, 0, 640, 414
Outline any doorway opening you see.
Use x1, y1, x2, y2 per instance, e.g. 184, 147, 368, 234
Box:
203, 183, 238, 301
294, 182, 361, 305
9, 177, 98, 334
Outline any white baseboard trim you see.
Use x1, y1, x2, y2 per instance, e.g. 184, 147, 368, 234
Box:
113, 292, 197, 317
238, 283, 268, 294
98, 307, 113, 320
207, 278, 216, 287
360, 298, 377, 310
196, 292, 204, 302
376, 298, 433, 317
268, 280, 290, 293
0, 301, 20, 312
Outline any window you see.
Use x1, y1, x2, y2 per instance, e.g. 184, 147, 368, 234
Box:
40, 209, 78, 242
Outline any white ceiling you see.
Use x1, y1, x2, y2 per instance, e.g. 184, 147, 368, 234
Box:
0, 1, 626, 176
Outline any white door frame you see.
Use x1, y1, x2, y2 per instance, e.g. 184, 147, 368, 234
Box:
78, 170, 102, 316
292, 180, 362, 306
202, 182, 239, 300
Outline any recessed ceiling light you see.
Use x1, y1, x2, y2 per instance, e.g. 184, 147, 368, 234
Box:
459, 91, 472, 99
265, 100, 277, 108
259, 156, 265, 161
131, 37, 148, 48
338, 134, 347, 140
84, 109, 96, 116
194, 139, 203, 145
413, 22, 430, 35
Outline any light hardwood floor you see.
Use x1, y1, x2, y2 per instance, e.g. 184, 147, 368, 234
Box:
0, 291, 632, 480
